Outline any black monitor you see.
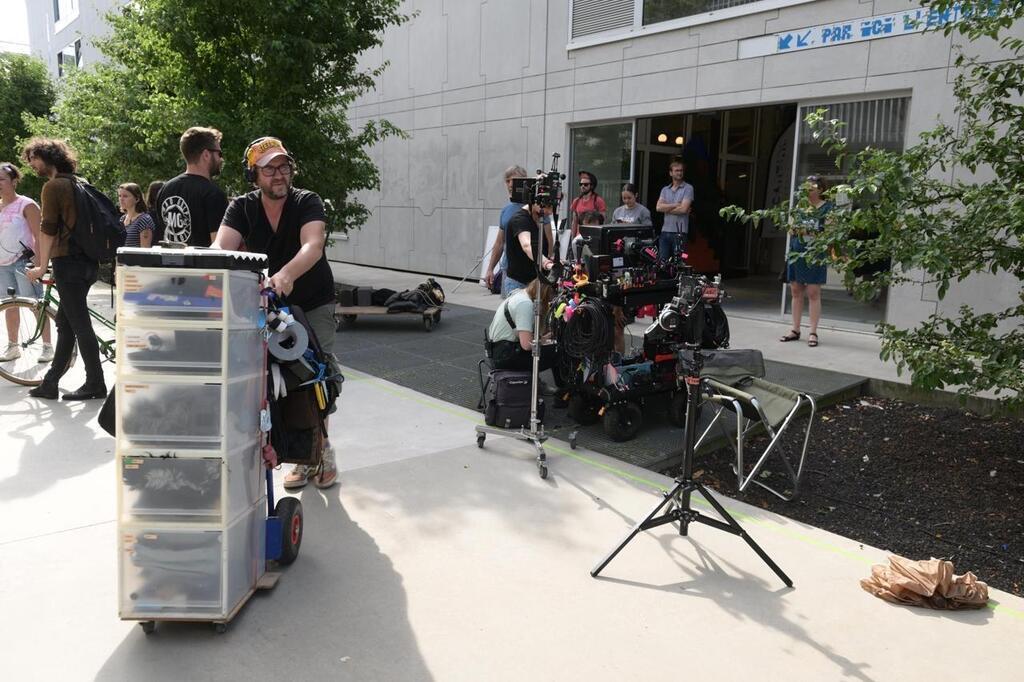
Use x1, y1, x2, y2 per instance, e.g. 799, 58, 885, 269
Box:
579, 224, 654, 256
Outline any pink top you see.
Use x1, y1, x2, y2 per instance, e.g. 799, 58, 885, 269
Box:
0, 195, 38, 266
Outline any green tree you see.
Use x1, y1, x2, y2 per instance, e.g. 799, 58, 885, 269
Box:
24, 0, 408, 231
722, 0, 1024, 405
0, 53, 55, 198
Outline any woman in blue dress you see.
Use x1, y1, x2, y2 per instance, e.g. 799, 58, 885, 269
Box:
780, 175, 832, 348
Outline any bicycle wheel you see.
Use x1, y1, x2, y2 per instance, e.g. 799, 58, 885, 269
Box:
0, 300, 75, 386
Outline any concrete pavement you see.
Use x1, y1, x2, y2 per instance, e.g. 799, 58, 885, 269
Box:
2, 347, 1022, 680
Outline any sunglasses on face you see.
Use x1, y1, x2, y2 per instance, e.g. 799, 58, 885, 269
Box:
579, 182, 591, 187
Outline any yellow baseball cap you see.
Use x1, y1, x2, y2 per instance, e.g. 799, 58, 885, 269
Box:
246, 137, 293, 169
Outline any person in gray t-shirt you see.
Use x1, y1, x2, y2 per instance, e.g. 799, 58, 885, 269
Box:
655, 158, 694, 259
612, 182, 652, 225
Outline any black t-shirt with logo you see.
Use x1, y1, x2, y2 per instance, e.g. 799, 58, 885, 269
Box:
155, 173, 228, 246
222, 187, 334, 311
505, 207, 548, 285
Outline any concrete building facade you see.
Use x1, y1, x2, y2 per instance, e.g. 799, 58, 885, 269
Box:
25, 0, 119, 79
339, 0, 1021, 331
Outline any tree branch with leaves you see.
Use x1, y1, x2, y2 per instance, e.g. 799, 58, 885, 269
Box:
722, 0, 1024, 405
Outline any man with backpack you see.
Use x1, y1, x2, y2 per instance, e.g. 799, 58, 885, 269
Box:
212, 136, 338, 489
23, 137, 109, 400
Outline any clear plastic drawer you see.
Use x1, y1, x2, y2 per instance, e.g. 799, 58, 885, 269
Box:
119, 325, 265, 376
118, 373, 263, 450
119, 501, 266, 619
119, 445, 263, 523
118, 268, 260, 327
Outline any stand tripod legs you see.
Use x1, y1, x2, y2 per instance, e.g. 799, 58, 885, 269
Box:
591, 477, 793, 587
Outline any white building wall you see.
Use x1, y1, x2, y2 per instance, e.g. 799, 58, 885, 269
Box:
339, 0, 1023, 329
25, 0, 120, 78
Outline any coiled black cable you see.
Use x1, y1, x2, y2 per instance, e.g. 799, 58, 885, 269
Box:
561, 299, 614, 360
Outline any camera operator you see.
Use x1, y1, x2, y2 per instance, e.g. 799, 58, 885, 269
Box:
502, 192, 554, 298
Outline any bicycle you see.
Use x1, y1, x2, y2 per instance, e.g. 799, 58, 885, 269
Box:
0, 271, 116, 386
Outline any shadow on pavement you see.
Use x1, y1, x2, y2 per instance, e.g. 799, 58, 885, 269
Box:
94, 485, 434, 682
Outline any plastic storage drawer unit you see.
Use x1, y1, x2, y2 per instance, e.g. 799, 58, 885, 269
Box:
118, 373, 263, 451
118, 444, 264, 523
119, 500, 266, 619
117, 267, 261, 328
119, 325, 265, 376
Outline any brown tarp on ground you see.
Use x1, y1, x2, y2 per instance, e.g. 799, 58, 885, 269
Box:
861, 555, 989, 609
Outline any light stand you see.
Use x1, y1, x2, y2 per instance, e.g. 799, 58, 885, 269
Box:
590, 283, 792, 587
476, 154, 566, 480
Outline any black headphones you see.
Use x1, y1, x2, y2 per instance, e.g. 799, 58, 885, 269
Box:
243, 136, 297, 184
242, 136, 272, 183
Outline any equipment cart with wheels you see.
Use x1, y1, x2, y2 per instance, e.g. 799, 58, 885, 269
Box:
114, 246, 303, 634
336, 304, 443, 332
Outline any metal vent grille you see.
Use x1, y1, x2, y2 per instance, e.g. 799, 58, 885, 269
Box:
572, 0, 635, 39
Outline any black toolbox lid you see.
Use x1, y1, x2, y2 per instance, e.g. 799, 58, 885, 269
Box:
117, 246, 268, 273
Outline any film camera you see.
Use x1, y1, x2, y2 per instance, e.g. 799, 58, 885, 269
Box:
510, 153, 566, 208
648, 268, 729, 350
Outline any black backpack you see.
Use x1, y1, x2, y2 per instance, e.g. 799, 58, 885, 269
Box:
483, 369, 545, 429
67, 178, 125, 262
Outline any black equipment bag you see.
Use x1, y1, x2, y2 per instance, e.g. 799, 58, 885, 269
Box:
67, 178, 125, 262
483, 369, 545, 429
702, 301, 730, 349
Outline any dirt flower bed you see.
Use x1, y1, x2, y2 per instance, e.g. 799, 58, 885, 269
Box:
675, 397, 1024, 597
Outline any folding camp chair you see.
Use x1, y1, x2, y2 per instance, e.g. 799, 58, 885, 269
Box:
693, 350, 816, 501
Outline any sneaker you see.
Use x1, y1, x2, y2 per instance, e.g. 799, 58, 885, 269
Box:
283, 464, 313, 490
38, 344, 54, 363
313, 463, 338, 489
0, 343, 21, 362
313, 445, 338, 489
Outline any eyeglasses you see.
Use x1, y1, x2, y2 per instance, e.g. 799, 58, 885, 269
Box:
259, 164, 294, 178
207, 148, 223, 157
579, 182, 591, 187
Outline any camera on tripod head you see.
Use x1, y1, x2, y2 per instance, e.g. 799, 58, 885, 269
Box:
652, 267, 725, 349
510, 153, 565, 209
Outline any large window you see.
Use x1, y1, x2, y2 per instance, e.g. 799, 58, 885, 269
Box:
795, 97, 910, 190
570, 123, 634, 219
57, 39, 81, 78
643, 0, 762, 25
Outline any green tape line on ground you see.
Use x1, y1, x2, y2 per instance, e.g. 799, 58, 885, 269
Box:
344, 367, 1024, 620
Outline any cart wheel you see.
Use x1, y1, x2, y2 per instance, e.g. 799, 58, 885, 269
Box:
568, 431, 578, 450
139, 621, 156, 635
568, 394, 601, 425
432, 310, 442, 324
423, 316, 433, 332
342, 314, 357, 325
476, 433, 485, 448
539, 463, 548, 479
603, 402, 643, 442
214, 622, 228, 634
276, 497, 303, 566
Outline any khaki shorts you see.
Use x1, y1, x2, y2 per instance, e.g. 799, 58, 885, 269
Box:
303, 302, 337, 355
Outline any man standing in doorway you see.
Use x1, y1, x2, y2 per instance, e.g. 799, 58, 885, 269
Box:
22, 138, 106, 400
155, 127, 228, 246
569, 170, 606, 238
484, 165, 528, 294
212, 136, 338, 489
655, 157, 694, 259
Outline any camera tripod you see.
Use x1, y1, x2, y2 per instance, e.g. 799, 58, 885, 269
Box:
590, 343, 793, 587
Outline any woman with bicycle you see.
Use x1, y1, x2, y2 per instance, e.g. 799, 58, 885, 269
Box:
0, 162, 53, 363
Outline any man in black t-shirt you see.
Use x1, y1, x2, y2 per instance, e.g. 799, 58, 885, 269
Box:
212, 136, 337, 490
155, 126, 228, 246
503, 200, 554, 299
